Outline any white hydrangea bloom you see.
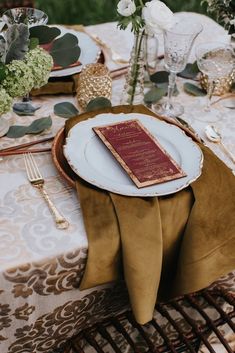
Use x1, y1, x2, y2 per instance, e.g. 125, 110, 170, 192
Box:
25, 47, 53, 89
117, 0, 136, 17
0, 88, 13, 115
2, 60, 34, 98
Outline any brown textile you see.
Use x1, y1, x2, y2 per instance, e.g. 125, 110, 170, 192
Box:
65, 105, 235, 324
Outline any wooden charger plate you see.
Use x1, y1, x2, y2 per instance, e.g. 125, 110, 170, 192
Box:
52, 127, 77, 188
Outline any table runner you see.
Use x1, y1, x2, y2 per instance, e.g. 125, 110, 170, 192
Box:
66, 105, 235, 325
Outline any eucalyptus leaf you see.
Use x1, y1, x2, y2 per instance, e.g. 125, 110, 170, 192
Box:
184, 82, 206, 96
6, 116, 52, 138
54, 102, 79, 118
86, 97, 112, 112
28, 116, 52, 133
6, 126, 28, 138
13, 102, 40, 116
150, 71, 169, 84
178, 62, 199, 80
29, 25, 61, 45
50, 33, 81, 68
29, 37, 39, 50
5, 24, 30, 64
144, 87, 167, 104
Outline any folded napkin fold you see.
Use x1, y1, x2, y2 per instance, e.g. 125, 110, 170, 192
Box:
65, 105, 235, 325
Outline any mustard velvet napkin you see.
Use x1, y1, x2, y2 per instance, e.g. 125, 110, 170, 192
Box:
65, 105, 235, 325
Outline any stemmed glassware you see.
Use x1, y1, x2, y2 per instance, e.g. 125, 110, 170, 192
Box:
153, 19, 202, 118
2, 7, 48, 27
195, 42, 234, 122
2, 8, 48, 115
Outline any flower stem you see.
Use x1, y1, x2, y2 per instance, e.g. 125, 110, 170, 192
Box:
130, 31, 144, 104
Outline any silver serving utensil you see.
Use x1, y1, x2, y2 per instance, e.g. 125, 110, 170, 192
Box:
205, 125, 235, 164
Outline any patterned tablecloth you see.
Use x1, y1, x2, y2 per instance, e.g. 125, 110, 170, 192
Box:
0, 13, 234, 353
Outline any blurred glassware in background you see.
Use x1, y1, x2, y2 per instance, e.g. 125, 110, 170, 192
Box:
195, 42, 234, 122
2, 7, 47, 27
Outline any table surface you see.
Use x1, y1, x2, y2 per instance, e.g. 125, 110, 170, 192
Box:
0, 13, 234, 353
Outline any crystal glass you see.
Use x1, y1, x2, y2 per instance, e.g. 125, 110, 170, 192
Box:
2, 7, 48, 27
195, 42, 234, 122
153, 20, 202, 118
3, 8, 48, 115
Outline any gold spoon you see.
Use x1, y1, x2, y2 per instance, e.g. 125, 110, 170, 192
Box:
205, 125, 235, 164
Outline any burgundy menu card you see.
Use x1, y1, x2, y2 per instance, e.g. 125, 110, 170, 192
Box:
93, 119, 186, 188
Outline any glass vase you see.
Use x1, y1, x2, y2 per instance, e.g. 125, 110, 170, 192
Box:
121, 30, 145, 105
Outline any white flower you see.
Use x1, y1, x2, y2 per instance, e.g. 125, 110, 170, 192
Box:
117, 0, 136, 17
142, 0, 174, 35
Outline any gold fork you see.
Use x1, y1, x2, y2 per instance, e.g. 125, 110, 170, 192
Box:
24, 153, 69, 230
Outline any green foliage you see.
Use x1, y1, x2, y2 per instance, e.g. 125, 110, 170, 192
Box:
0, 24, 30, 64
54, 102, 79, 118
29, 26, 61, 45
34, 0, 208, 25
50, 33, 81, 67
7, 116, 52, 138
144, 86, 167, 104
183, 82, 206, 96
178, 62, 200, 80
86, 97, 112, 112
202, 0, 235, 33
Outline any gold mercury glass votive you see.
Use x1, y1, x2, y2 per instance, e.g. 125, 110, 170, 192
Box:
200, 71, 235, 96
77, 63, 112, 109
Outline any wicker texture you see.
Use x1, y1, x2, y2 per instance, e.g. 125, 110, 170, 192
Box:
62, 287, 234, 353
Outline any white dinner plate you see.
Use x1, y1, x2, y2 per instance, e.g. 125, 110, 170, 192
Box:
50, 25, 101, 78
64, 113, 203, 197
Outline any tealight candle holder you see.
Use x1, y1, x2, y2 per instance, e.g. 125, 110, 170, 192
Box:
77, 63, 112, 110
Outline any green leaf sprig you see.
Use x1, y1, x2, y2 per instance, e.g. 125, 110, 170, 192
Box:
183, 83, 207, 96
54, 102, 79, 118
29, 25, 81, 68
7, 116, 52, 138
86, 97, 112, 112
53, 97, 112, 118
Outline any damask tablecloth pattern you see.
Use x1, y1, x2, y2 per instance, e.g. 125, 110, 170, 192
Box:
0, 13, 234, 353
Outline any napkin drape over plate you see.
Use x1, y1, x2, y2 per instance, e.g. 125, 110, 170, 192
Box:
65, 105, 235, 325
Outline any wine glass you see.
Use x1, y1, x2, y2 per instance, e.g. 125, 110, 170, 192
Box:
2, 8, 48, 115
2, 7, 48, 28
195, 42, 234, 122
152, 20, 202, 118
